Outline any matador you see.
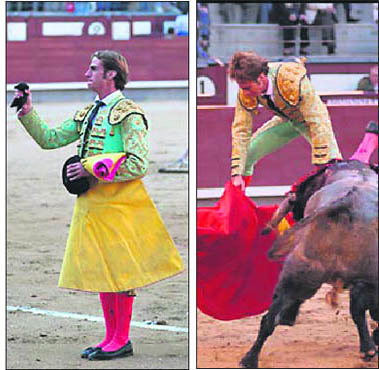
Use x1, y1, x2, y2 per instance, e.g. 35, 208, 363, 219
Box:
229, 51, 342, 188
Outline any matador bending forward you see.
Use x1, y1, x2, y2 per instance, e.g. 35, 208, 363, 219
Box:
229, 51, 342, 189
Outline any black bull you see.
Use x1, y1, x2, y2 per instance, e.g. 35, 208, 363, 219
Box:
241, 160, 378, 368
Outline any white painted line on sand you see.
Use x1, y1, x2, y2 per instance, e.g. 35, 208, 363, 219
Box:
7, 305, 188, 333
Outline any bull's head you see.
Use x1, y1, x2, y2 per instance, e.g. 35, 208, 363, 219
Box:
267, 232, 295, 260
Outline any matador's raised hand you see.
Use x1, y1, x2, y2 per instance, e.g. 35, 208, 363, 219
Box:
11, 82, 33, 116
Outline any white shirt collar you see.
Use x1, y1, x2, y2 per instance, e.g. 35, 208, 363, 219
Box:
264, 77, 273, 97
95, 90, 123, 106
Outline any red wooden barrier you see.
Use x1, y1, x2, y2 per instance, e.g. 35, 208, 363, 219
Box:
197, 65, 227, 105
7, 16, 188, 83
197, 104, 378, 188
197, 63, 377, 106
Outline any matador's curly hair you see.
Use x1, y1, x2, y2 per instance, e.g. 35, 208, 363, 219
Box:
229, 51, 269, 82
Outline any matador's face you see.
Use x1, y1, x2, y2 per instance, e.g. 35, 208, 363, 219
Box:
85, 57, 106, 93
236, 73, 268, 97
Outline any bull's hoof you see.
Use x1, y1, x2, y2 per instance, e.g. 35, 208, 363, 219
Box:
278, 317, 296, 326
360, 349, 377, 361
373, 328, 379, 345
240, 354, 258, 368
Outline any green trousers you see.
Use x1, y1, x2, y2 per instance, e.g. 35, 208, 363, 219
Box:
243, 119, 310, 176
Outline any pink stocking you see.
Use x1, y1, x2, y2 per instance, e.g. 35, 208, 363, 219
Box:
350, 132, 378, 164
102, 293, 134, 352
95, 292, 117, 348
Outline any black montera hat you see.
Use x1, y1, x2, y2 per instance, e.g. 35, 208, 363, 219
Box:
62, 155, 90, 196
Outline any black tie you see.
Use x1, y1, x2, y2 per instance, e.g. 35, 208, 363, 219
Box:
261, 94, 290, 119
80, 100, 105, 157
87, 100, 105, 128
262, 94, 277, 111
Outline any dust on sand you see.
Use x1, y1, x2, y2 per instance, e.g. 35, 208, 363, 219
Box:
197, 285, 378, 368
7, 99, 188, 369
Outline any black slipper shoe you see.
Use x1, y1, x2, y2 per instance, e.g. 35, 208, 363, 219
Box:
88, 341, 133, 361
81, 346, 101, 358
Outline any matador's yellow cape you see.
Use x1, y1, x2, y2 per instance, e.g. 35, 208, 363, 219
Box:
18, 90, 184, 292
61, 179, 184, 292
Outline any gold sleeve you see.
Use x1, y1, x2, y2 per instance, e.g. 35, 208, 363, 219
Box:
299, 77, 342, 164
231, 90, 257, 176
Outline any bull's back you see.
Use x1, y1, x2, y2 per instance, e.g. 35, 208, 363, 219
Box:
301, 180, 378, 286
274, 161, 377, 296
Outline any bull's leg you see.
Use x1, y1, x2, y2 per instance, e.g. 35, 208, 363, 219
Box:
369, 307, 379, 322
350, 282, 377, 360
240, 268, 323, 369
240, 292, 283, 369
276, 299, 302, 326
240, 288, 314, 368
373, 327, 379, 346
368, 297, 379, 346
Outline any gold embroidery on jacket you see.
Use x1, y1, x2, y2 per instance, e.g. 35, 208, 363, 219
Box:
276, 63, 306, 106
73, 104, 94, 122
87, 138, 105, 150
109, 100, 146, 125
94, 115, 105, 126
90, 127, 107, 138
238, 90, 258, 111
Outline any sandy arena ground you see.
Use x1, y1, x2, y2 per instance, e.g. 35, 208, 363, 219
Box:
197, 279, 378, 369
7, 97, 188, 369
7, 94, 379, 370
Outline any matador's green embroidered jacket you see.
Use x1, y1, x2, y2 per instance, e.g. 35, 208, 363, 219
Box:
18, 90, 149, 182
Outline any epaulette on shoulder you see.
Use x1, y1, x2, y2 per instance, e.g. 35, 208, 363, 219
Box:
109, 99, 146, 125
73, 103, 94, 122
238, 89, 258, 111
276, 62, 307, 106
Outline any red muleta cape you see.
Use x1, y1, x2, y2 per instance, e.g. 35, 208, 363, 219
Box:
197, 180, 294, 321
